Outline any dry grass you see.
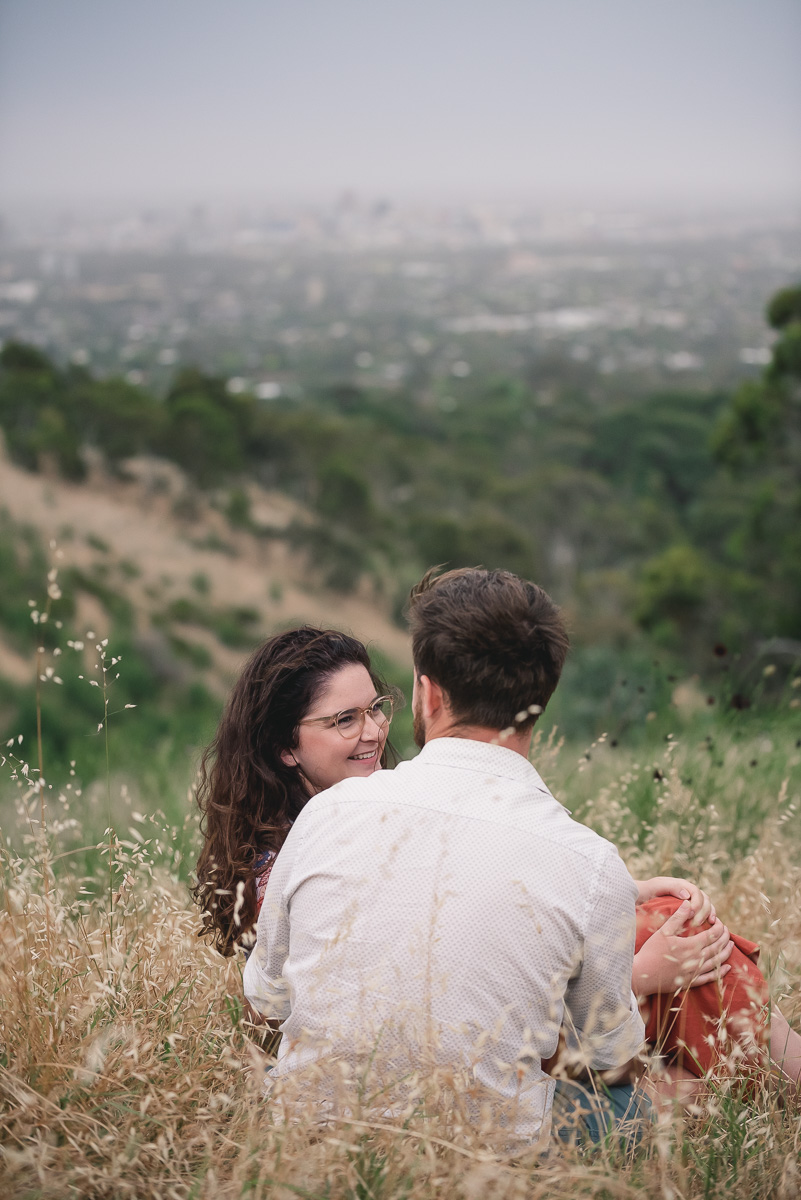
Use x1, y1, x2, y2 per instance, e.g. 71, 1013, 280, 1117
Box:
1, 722, 800, 1199
1, 547, 800, 1197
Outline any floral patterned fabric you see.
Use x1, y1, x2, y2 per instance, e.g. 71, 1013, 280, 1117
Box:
254, 849, 278, 914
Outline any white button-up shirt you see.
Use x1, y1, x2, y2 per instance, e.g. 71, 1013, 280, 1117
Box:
244, 737, 644, 1139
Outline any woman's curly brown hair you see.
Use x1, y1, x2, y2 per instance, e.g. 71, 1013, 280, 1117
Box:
192, 625, 394, 955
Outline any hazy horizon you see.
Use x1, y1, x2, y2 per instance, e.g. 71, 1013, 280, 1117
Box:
1, 0, 799, 210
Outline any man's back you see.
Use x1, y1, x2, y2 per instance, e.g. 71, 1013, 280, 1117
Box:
244, 738, 643, 1139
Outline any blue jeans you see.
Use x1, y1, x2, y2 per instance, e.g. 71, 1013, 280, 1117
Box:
551, 1078, 651, 1147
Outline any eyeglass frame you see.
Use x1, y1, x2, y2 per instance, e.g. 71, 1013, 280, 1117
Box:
298, 693, 397, 740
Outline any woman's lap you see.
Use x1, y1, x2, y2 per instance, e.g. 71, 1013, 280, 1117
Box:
636, 896, 769, 1078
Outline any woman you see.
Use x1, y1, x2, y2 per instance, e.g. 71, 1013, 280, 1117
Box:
193, 626, 398, 957
194, 626, 799, 1088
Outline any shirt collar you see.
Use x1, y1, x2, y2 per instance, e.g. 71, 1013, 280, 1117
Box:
415, 736, 545, 784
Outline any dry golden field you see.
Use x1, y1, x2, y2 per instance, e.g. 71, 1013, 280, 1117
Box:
2, 718, 800, 1199
1, 529, 800, 1198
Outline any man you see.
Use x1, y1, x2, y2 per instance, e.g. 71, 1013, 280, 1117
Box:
244, 567, 646, 1143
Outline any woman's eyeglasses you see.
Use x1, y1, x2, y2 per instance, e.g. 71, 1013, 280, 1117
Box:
299, 694, 396, 740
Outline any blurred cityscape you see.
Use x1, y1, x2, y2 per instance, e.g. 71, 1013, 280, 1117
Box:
1, 197, 798, 399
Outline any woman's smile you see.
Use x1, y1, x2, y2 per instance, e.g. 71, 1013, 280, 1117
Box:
287, 663, 388, 792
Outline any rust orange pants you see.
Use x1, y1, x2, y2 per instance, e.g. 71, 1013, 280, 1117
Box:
636, 896, 769, 1078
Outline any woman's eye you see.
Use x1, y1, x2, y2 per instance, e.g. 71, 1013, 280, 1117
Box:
337, 711, 357, 727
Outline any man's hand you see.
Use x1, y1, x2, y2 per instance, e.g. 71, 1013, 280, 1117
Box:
632, 900, 733, 996
634, 875, 715, 927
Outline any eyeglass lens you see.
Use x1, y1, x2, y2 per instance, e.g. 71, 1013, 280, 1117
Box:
334, 697, 393, 738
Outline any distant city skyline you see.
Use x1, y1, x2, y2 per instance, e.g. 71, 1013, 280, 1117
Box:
1, 0, 800, 207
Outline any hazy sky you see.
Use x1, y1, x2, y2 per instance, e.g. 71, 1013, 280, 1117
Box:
1, 0, 799, 206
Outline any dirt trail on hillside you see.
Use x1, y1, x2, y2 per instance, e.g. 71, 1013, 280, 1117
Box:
0, 454, 412, 684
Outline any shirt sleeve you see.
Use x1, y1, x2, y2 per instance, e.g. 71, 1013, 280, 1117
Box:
562, 846, 645, 1071
242, 836, 295, 1021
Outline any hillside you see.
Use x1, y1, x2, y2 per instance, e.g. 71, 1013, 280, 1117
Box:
0, 443, 416, 808
0, 445, 412, 689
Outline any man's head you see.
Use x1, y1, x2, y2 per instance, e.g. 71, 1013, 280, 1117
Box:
407, 567, 569, 746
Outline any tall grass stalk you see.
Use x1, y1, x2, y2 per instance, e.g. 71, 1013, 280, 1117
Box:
31, 546, 64, 935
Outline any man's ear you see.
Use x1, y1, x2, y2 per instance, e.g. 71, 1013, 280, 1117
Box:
280, 749, 297, 768
418, 673, 445, 721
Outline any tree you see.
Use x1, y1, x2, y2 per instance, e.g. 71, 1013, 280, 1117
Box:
159, 392, 243, 484
0, 341, 82, 476
711, 285, 801, 637
635, 544, 709, 649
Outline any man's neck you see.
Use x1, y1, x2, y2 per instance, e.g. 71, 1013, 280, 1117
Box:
425, 721, 533, 758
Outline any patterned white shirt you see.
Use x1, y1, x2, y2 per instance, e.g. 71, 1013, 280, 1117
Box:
244, 737, 644, 1139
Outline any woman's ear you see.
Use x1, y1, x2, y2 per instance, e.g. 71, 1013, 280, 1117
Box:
280, 749, 298, 768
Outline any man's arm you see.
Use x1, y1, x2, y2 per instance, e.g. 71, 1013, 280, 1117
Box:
562, 848, 645, 1075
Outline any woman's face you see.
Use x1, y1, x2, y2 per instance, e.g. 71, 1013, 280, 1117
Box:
282, 663, 388, 794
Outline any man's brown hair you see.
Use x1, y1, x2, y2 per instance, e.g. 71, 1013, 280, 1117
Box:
408, 566, 569, 731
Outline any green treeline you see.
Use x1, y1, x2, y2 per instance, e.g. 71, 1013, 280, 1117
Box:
1, 286, 800, 667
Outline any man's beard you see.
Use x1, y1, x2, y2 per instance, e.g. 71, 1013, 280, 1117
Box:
412, 692, 426, 749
